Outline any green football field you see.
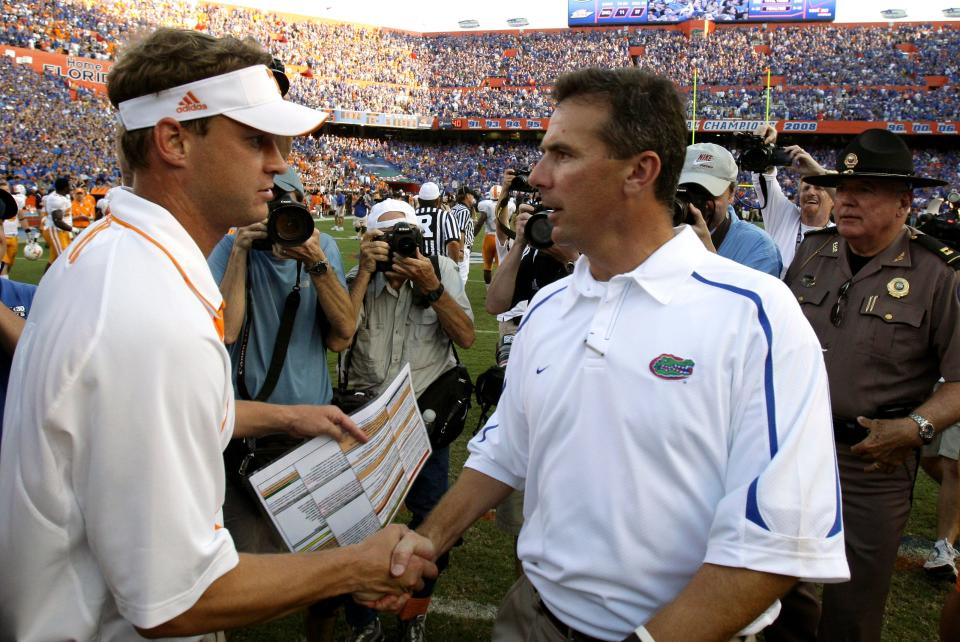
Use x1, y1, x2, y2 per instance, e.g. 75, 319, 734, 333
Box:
9, 219, 953, 641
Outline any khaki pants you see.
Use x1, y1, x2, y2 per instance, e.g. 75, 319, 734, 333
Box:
493, 574, 756, 642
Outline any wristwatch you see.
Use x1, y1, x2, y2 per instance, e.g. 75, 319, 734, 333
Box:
305, 260, 328, 276
908, 412, 936, 444
425, 283, 445, 303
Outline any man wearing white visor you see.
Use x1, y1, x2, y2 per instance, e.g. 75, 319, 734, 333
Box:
344, 199, 475, 641
0, 28, 436, 641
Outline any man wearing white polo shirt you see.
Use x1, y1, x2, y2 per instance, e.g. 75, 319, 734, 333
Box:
0, 28, 435, 642
379, 68, 848, 641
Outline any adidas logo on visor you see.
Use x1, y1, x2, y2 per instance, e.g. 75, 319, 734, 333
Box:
176, 91, 208, 114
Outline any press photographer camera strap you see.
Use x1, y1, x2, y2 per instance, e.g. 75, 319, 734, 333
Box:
236, 261, 303, 402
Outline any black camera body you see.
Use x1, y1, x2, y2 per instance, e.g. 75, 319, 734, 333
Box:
736, 133, 792, 173
252, 190, 315, 251
376, 221, 424, 272
918, 194, 960, 250
673, 183, 714, 226
509, 168, 536, 193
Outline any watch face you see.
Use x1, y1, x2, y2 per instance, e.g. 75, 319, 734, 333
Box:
920, 422, 936, 443
308, 261, 327, 274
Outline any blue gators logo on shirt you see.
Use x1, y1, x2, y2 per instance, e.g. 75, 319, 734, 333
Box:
649, 353, 695, 380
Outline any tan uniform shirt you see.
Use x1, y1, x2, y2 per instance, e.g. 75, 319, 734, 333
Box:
785, 226, 960, 420
345, 256, 473, 396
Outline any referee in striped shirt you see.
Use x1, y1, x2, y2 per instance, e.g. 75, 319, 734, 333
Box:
416, 181, 445, 257
443, 186, 478, 286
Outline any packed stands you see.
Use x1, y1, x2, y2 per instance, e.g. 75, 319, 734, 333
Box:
0, 0, 957, 197
0, 58, 118, 185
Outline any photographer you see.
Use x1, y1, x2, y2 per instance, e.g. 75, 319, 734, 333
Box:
678, 142, 783, 277
485, 201, 578, 331
751, 124, 835, 276
344, 199, 474, 641
208, 167, 357, 640
484, 172, 577, 575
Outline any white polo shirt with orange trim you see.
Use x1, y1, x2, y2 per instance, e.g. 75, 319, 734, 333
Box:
0, 187, 238, 641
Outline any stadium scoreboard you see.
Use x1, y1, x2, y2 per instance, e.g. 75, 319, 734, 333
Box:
568, 0, 836, 26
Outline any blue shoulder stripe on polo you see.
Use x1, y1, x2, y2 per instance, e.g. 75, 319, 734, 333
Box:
517, 286, 568, 333
477, 423, 499, 443
745, 478, 768, 530
827, 458, 844, 537
691, 272, 778, 458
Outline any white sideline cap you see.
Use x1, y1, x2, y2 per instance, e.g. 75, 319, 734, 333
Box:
368, 199, 420, 230
117, 65, 328, 136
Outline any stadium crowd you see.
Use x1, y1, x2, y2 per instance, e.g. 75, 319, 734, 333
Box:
0, 0, 957, 199
1, 6, 960, 640
3, 0, 959, 121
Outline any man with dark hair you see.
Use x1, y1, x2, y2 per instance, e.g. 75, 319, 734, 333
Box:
751, 124, 835, 277
0, 28, 435, 641
443, 186, 477, 286
377, 67, 847, 641
780, 128, 960, 642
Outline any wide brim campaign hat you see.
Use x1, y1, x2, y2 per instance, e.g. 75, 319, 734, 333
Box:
117, 65, 327, 137
805, 128, 947, 188
0, 189, 19, 220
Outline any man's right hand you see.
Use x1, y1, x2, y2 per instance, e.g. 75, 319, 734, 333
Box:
754, 123, 778, 145
351, 525, 437, 607
234, 220, 268, 250
500, 169, 516, 195
784, 145, 828, 177
514, 205, 535, 246
358, 229, 389, 274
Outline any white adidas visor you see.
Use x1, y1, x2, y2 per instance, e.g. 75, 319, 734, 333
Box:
117, 64, 328, 136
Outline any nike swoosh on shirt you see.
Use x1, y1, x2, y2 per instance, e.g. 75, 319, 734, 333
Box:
536, 366, 549, 374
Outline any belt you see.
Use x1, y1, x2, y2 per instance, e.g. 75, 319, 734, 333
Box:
537, 599, 604, 642
832, 416, 869, 445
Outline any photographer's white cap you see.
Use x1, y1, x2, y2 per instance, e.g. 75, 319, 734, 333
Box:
678, 143, 738, 197
369, 199, 420, 230
117, 65, 328, 136
418, 182, 440, 201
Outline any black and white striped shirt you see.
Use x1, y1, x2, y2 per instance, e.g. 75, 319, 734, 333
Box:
445, 203, 473, 255
416, 205, 444, 256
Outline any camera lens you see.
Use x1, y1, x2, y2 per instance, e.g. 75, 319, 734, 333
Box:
269, 201, 314, 247
396, 236, 418, 257
525, 211, 554, 249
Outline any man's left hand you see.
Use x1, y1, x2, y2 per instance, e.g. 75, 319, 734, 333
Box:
285, 404, 367, 444
274, 229, 325, 265
851, 416, 921, 472
390, 251, 441, 292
